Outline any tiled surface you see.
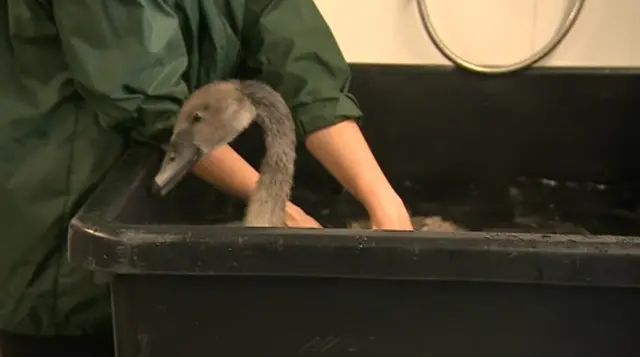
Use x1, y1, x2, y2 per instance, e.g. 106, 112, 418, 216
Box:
314, 0, 639, 67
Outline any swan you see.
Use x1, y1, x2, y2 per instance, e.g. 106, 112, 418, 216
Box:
152, 80, 296, 227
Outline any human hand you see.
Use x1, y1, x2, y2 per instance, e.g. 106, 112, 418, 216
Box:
367, 191, 414, 231
285, 202, 323, 228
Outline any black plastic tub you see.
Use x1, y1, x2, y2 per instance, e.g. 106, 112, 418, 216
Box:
69, 65, 640, 357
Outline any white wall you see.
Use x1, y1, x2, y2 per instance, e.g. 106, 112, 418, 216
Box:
315, 0, 638, 67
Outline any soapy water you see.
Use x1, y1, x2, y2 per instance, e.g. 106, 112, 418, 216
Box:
347, 216, 463, 232
297, 177, 640, 235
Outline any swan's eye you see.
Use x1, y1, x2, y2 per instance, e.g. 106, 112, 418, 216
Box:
193, 112, 203, 124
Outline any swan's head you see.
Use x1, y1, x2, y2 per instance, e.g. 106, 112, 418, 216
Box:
152, 81, 257, 196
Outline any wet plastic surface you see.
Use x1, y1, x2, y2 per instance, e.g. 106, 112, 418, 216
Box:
68, 65, 640, 357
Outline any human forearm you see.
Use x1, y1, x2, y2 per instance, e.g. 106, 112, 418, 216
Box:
191, 144, 320, 227
192, 144, 259, 201
304, 120, 401, 216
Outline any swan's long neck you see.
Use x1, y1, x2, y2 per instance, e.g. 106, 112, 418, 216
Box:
240, 81, 297, 227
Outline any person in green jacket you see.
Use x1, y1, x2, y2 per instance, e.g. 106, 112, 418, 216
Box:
0, 0, 412, 352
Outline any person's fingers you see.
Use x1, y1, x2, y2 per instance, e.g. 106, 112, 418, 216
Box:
370, 217, 413, 231
285, 212, 323, 228
305, 219, 323, 228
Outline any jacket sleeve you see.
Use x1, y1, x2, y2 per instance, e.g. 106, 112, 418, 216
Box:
53, 0, 189, 145
240, 0, 363, 137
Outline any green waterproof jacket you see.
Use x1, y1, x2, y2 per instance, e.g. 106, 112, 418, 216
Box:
0, 0, 362, 335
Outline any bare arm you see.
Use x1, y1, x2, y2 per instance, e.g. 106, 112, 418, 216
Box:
192, 145, 258, 201
192, 119, 413, 230
305, 120, 412, 230
192, 145, 320, 227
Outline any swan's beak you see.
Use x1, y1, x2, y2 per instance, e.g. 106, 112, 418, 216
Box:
151, 128, 204, 197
